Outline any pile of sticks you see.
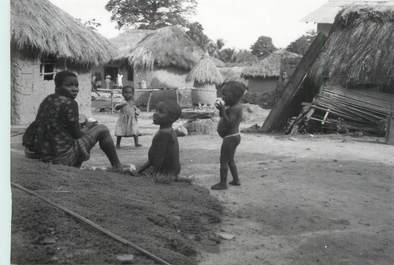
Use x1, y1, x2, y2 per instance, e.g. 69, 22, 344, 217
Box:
287, 86, 394, 135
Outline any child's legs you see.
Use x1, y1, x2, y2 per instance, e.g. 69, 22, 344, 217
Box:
133, 135, 141, 146
85, 124, 122, 168
222, 135, 240, 181
116, 136, 121, 147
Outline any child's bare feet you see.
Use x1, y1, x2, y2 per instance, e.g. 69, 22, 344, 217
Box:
175, 176, 193, 184
211, 182, 228, 190
108, 164, 136, 175
229, 180, 240, 186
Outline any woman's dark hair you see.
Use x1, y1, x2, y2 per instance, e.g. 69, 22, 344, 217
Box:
54, 71, 77, 87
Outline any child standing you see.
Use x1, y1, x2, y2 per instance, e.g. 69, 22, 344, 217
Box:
138, 101, 182, 183
211, 81, 246, 190
114, 86, 141, 148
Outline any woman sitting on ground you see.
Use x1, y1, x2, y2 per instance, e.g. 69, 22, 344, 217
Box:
23, 71, 129, 172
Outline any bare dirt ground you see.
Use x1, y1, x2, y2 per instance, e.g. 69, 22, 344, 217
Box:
11, 107, 394, 265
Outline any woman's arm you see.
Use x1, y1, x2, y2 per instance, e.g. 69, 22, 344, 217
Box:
65, 100, 84, 138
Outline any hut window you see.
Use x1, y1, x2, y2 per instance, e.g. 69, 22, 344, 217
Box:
127, 67, 134, 81
40, 60, 56, 81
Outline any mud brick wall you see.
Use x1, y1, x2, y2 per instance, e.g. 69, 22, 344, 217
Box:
11, 52, 92, 125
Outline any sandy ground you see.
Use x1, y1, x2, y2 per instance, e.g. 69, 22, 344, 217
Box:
11, 109, 394, 265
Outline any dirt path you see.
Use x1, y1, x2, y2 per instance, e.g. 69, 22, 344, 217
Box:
11, 112, 394, 265
181, 134, 394, 265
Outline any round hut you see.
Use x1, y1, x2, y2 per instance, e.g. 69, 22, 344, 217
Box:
11, 0, 114, 125
241, 50, 301, 108
108, 26, 205, 107
186, 55, 224, 106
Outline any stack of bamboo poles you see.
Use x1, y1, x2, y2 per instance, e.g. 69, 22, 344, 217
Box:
288, 86, 394, 136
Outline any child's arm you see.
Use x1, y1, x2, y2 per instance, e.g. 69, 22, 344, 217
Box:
219, 105, 242, 128
114, 102, 127, 111
148, 132, 170, 172
134, 106, 141, 117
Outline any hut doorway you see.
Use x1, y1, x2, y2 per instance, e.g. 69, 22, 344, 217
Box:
104, 66, 118, 82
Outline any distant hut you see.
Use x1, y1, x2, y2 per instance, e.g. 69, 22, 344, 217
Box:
108, 26, 204, 89
241, 50, 302, 108
186, 55, 224, 106
93, 29, 153, 88
11, 0, 113, 125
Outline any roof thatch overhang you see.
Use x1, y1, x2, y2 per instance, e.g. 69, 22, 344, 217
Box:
309, 6, 394, 93
111, 26, 205, 71
110, 29, 154, 64
11, 0, 114, 66
241, 50, 302, 79
186, 55, 224, 85
302, 0, 394, 24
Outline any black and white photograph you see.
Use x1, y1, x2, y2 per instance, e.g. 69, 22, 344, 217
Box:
7, 0, 394, 264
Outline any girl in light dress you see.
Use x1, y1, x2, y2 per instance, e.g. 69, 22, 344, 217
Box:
115, 86, 142, 148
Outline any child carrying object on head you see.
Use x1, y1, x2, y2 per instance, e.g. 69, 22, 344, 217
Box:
138, 101, 184, 184
114, 86, 141, 148
211, 81, 246, 190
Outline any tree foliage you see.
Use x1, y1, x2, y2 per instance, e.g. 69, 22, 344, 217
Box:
286, 30, 317, 55
83, 19, 102, 31
105, 0, 197, 29
217, 48, 235, 63
232, 49, 258, 65
77, 18, 102, 31
250, 35, 277, 58
185, 22, 211, 50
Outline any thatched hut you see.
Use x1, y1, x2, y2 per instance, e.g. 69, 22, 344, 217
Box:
186, 55, 224, 106
241, 50, 302, 108
107, 26, 204, 89
309, 6, 394, 93
92, 29, 153, 88
11, 0, 113, 125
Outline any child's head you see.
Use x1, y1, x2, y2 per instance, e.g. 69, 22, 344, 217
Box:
153, 101, 181, 126
54, 71, 79, 99
220, 81, 247, 106
122, 85, 134, 101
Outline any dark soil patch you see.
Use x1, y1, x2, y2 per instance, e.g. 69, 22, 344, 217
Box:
11, 153, 223, 265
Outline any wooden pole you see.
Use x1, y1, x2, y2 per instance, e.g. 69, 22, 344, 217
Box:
11, 182, 173, 265
261, 33, 327, 133
110, 89, 114, 114
386, 110, 394, 145
146, 91, 152, 112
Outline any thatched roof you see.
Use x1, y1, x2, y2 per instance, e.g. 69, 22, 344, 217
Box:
309, 6, 394, 93
111, 29, 154, 61
186, 55, 224, 85
303, 0, 394, 24
11, 0, 114, 65
112, 26, 204, 70
241, 50, 302, 79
